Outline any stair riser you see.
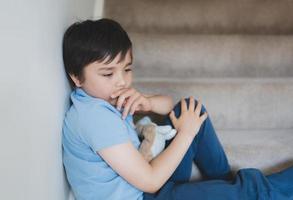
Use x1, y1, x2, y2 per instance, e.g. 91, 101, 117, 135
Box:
131, 33, 293, 78
133, 80, 293, 129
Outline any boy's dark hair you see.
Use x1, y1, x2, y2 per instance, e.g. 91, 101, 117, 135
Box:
62, 18, 132, 88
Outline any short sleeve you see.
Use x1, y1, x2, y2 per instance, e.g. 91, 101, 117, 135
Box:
79, 107, 130, 152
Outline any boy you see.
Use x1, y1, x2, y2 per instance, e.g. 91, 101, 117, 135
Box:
62, 18, 293, 200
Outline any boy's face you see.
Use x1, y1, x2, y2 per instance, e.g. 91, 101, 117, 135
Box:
70, 49, 133, 105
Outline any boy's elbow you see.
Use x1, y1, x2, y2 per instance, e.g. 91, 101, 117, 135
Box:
143, 182, 160, 194
145, 189, 159, 194
143, 175, 163, 194
139, 171, 162, 194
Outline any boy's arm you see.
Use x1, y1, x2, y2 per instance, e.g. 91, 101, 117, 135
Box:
98, 97, 204, 193
138, 94, 174, 115
98, 129, 195, 193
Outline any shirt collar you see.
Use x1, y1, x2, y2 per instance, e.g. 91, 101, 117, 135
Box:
71, 87, 133, 121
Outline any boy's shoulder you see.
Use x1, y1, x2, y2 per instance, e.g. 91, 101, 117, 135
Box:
67, 100, 118, 122
66, 88, 128, 131
68, 89, 114, 116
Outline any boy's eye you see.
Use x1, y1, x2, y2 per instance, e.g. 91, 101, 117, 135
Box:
103, 73, 113, 77
102, 69, 131, 77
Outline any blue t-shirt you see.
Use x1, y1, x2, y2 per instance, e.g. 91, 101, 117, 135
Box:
62, 88, 143, 200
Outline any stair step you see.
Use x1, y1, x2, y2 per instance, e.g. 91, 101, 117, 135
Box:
105, 0, 293, 34
189, 129, 293, 180
130, 33, 293, 78
218, 129, 293, 174
133, 78, 293, 129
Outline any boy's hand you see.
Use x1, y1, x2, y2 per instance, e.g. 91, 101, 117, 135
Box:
110, 88, 152, 119
169, 97, 208, 137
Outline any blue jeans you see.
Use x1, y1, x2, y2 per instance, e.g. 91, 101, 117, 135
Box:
143, 98, 293, 200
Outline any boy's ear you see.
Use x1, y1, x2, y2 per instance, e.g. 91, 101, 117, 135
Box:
69, 74, 82, 87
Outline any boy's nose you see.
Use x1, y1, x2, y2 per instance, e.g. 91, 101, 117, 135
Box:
116, 77, 127, 87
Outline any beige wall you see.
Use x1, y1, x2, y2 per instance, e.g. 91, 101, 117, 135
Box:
0, 0, 103, 199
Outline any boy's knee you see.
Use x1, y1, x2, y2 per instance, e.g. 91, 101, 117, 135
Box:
173, 97, 207, 115
163, 97, 208, 127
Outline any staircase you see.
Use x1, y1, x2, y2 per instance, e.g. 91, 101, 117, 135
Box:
104, 0, 293, 176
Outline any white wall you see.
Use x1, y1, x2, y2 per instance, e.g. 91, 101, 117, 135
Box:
0, 0, 103, 199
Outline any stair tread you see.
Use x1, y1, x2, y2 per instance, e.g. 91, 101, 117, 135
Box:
218, 129, 293, 173
134, 77, 293, 83
189, 128, 293, 180
105, 0, 293, 34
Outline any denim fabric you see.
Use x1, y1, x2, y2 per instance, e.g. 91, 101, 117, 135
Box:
143, 98, 293, 200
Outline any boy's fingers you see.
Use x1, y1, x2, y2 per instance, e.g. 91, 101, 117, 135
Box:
195, 99, 202, 116
181, 98, 187, 112
189, 96, 195, 111
111, 88, 128, 98
116, 89, 135, 110
117, 96, 126, 110
122, 94, 140, 118
169, 110, 177, 124
130, 100, 140, 115
200, 112, 208, 123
